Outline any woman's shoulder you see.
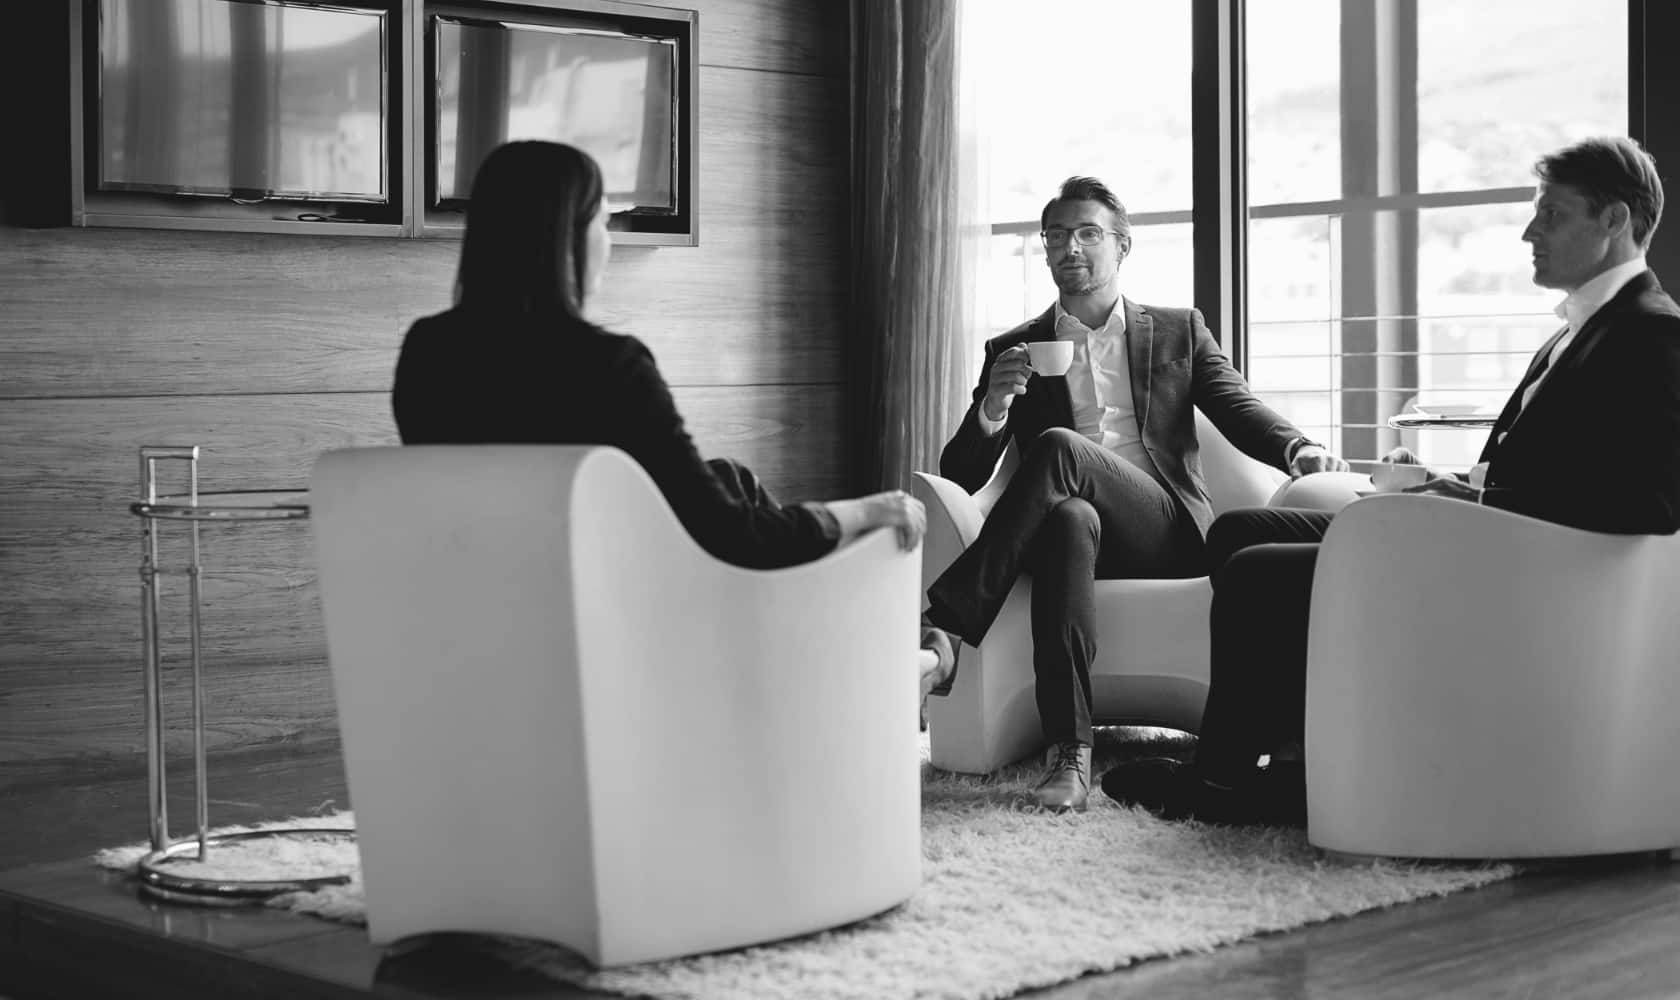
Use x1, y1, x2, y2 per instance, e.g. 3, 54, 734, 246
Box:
566, 323, 667, 375
580, 323, 651, 356
399, 307, 473, 350
402, 309, 646, 352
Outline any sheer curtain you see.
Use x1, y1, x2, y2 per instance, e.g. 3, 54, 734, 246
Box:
849, 0, 990, 493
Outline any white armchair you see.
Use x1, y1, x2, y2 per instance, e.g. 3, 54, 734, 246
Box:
912, 410, 1368, 774
310, 445, 923, 966
1305, 493, 1680, 859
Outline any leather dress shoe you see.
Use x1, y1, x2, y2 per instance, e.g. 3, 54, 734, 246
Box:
1252, 761, 1307, 826
1102, 757, 1307, 827
1032, 741, 1092, 812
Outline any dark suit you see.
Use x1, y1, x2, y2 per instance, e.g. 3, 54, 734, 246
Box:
1476, 269, 1680, 534
393, 306, 840, 570
926, 298, 1312, 746
939, 300, 1304, 537
1194, 268, 1680, 786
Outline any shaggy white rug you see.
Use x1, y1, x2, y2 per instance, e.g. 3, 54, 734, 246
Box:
97, 732, 1515, 1000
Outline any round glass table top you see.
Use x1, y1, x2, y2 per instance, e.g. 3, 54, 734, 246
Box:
1388, 414, 1498, 430
130, 489, 311, 521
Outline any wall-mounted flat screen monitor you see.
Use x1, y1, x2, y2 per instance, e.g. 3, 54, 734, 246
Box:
432, 15, 677, 215
96, 0, 388, 203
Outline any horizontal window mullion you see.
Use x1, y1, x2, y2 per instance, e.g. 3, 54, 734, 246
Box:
1252, 386, 1508, 395
986, 185, 1536, 236
1248, 186, 1536, 218
990, 210, 1193, 236
1252, 311, 1555, 324
1251, 350, 1545, 360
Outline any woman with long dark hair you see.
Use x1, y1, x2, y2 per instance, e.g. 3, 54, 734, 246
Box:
395, 142, 943, 689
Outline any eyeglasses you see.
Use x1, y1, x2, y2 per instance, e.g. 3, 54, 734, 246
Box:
1041, 225, 1121, 249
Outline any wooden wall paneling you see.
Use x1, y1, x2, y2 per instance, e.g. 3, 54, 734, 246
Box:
0, 384, 843, 763
594, 67, 848, 388
0, 229, 458, 398
0, 67, 847, 399
682, 0, 846, 77
0, 0, 853, 774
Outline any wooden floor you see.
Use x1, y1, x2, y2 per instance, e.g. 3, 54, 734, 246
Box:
4, 738, 1680, 999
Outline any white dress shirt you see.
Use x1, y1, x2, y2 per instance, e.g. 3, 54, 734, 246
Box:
1522, 255, 1647, 413
1478, 254, 1647, 471
980, 299, 1166, 484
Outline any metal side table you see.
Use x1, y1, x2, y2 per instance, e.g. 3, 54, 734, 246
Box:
130, 446, 354, 905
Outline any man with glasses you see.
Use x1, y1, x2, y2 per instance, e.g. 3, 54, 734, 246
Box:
918, 175, 1348, 812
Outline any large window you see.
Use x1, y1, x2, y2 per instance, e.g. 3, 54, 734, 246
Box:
1244, 0, 1627, 471
962, 1, 1656, 474
972, 2, 1195, 338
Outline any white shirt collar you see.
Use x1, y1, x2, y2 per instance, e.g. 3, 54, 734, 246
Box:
1053, 299, 1126, 338
1556, 256, 1647, 331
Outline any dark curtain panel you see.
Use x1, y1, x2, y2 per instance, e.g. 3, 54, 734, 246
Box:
850, 0, 976, 493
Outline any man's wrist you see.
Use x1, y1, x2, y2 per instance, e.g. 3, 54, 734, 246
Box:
1284, 436, 1323, 467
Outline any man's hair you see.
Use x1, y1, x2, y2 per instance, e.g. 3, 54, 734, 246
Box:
1534, 136, 1665, 249
456, 140, 605, 320
1041, 176, 1131, 239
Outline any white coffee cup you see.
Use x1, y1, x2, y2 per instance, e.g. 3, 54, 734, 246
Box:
1369, 462, 1429, 492
1026, 340, 1074, 377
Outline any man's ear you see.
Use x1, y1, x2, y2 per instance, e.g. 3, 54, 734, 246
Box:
1603, 200, 1633, 238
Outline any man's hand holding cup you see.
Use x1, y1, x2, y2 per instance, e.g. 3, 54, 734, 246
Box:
982, 341, 1074, 422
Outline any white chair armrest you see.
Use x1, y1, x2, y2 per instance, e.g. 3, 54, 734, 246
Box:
911, 471, 985, 598
1267, 470, 1372, 511
1310, 492, 1646, 629
970, 442, 1020, 518
1306, 493, 1680, 857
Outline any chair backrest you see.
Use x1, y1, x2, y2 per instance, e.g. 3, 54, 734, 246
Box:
309, 444, 924, 963
309, 445, 628, 952
1192, 409, 1291, 513
973, 409, 1286, 517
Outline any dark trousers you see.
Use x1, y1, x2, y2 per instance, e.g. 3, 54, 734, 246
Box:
1194, 505, 1336, 786
924, 428, 1205, 746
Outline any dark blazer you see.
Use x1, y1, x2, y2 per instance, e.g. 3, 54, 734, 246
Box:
940, 299, 1304, 536
392, 307, 840, 569
1476, 269, 1680, 534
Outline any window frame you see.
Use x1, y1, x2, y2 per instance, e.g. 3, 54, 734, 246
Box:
984, 0, 1672, 453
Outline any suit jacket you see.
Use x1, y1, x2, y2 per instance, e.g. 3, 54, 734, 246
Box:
939, 299, 1304, 536
392, 306, 840, 568
1476, 269, 1680, 535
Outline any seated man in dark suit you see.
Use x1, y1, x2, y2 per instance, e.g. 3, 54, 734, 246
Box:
1101, 135, 1680, 825
917, 176, 1349, 813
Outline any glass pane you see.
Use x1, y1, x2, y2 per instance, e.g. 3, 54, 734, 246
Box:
1418, 203, 1558, 317
973, 2, 1192, 223
1246, 0, 1341, 205
1248, 215, 1336, 324
1244, 0, 1625, 468
1119, 223, 1195, 315
1418, 0, 1627, 193
1416, 201, 1560, 415
986, 233, 1054, 335
984, 223, 1194, 339
1245, 318, 1341, 454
